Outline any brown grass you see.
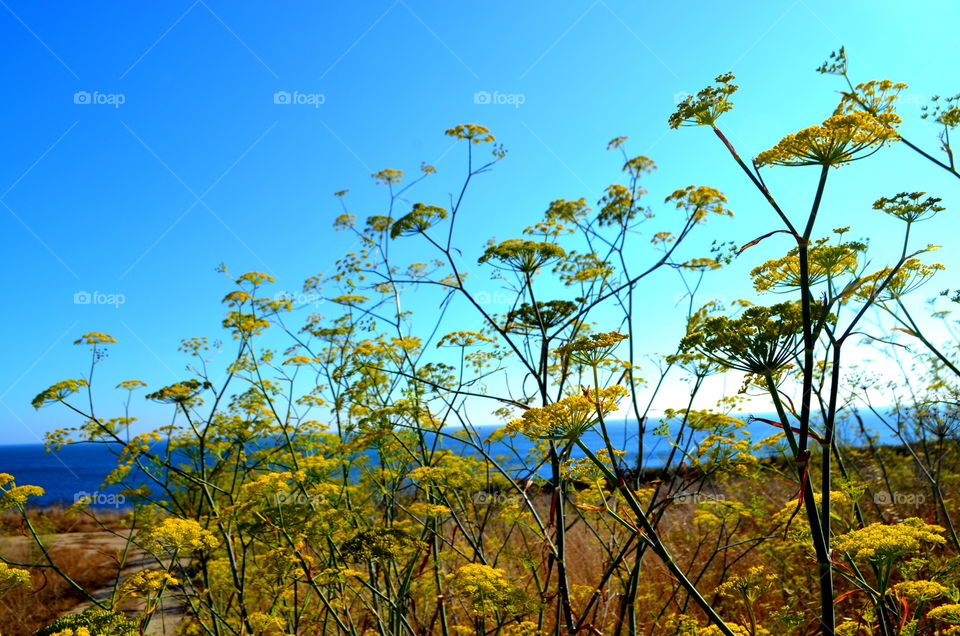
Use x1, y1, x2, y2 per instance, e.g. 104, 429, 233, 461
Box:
0, 508, 132, 636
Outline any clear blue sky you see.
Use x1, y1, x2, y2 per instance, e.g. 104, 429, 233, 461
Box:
2, 1, 959, 444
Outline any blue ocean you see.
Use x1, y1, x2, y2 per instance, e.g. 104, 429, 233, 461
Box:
0, 415, 895, 507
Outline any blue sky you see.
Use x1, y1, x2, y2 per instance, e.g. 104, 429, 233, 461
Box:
2, 1, 959, 444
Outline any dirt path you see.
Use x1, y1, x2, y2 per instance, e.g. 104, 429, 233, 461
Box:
2, 531, 186, 635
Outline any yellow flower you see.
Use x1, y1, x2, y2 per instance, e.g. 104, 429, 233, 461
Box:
446, 564, 529, 616
73, 332, 117, 345
31, 378, 89, 409
505, 385, 628, 440
664, 185, 732, 224
478, 239, 566, 273
390, 203, 448, 238
833, 518, 945, 563
928, 604, 960, 625
115, 379, 147, 391
146, 518, 219, 553
669, 72, 738, 129
873, 191, 945, 223
755, 111, 899, 167
0, 562, 31, 594
555, 331, 628, 366
891, 580, 951, 602
444, 123, 495, 143
371, 168, 403, 185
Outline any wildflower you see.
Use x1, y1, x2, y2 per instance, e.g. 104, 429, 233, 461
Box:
544, 197, 590, 223
0, 562, 31, 594
478, 239, 566, 273
873, 191, 945, 223
623, 155, 656, 178
750, 237, 866, 293
0, 482, 45, 510
606, 136, 628, 150
236, 272, 274, 285
31, 378, 89, 409
446, 564, 530, 616
680, 301, 826, 374
145, 379, 211, 405
755, 111, 900, 167
716, 566, 776, 603
922, 93, 960, 128
146, 518, 219, 553
505, 385, 628, 440
668, 72, 738, 129
555, 331, 628, 367
119, 569, 179, 597
340, 527, 426, 562
855, 258, 945, 302
390, 202, 448, 238
73, 332, 117, 345
928, 604, 960, 625
891, 580, 951, 602
437, 331, 496, 347
664, 185, 732, 224
115, 379, 147, 391
444, 123, 495, 143
597, 184, 638, 226
371, 168, 403, 185
833, 518, 946, 563
282, 355, 314, 365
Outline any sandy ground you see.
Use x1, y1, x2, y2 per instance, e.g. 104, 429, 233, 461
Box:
2, 531, 185, 635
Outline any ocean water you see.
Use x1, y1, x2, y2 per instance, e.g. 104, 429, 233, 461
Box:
0, 415, 894, 507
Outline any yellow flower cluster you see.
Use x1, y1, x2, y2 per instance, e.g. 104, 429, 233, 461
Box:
668, 72, 738, 129
855, 258, 945, 302
755, 111, 900, 167
437, 330, 496, 348
891, 580, 951, 602
544, 197, 590, 223
0, 562, 31, 594
147, 518, 219, 553
120, 568, 179, 597
750, 237, 866, 293
922, 93, 960, 128
31, 378, 89, 409
505, 385, 628, 440
372, 168, 403, 185
445, 564, 528, 616
664, 185, 732, 224
0, 473, 45, 510
444, 123, 495, 143
390, 202, 448, 238
873, 191, 945, 223
716, 565, 775, 602
115, 379, 147, 391
478, 238, 566, 273
555, 331, 628, 366
73, 332, 117, 345
145, 379, 210, 405
928, 604, 960, 625
833, 518, 945, 562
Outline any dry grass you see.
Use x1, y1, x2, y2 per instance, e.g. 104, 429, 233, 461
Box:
0, 508, 132, 636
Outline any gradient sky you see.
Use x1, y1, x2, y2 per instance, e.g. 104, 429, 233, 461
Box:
2, 1, 959, 444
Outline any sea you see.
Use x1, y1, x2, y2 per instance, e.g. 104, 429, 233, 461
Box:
0, 414, 897, 508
